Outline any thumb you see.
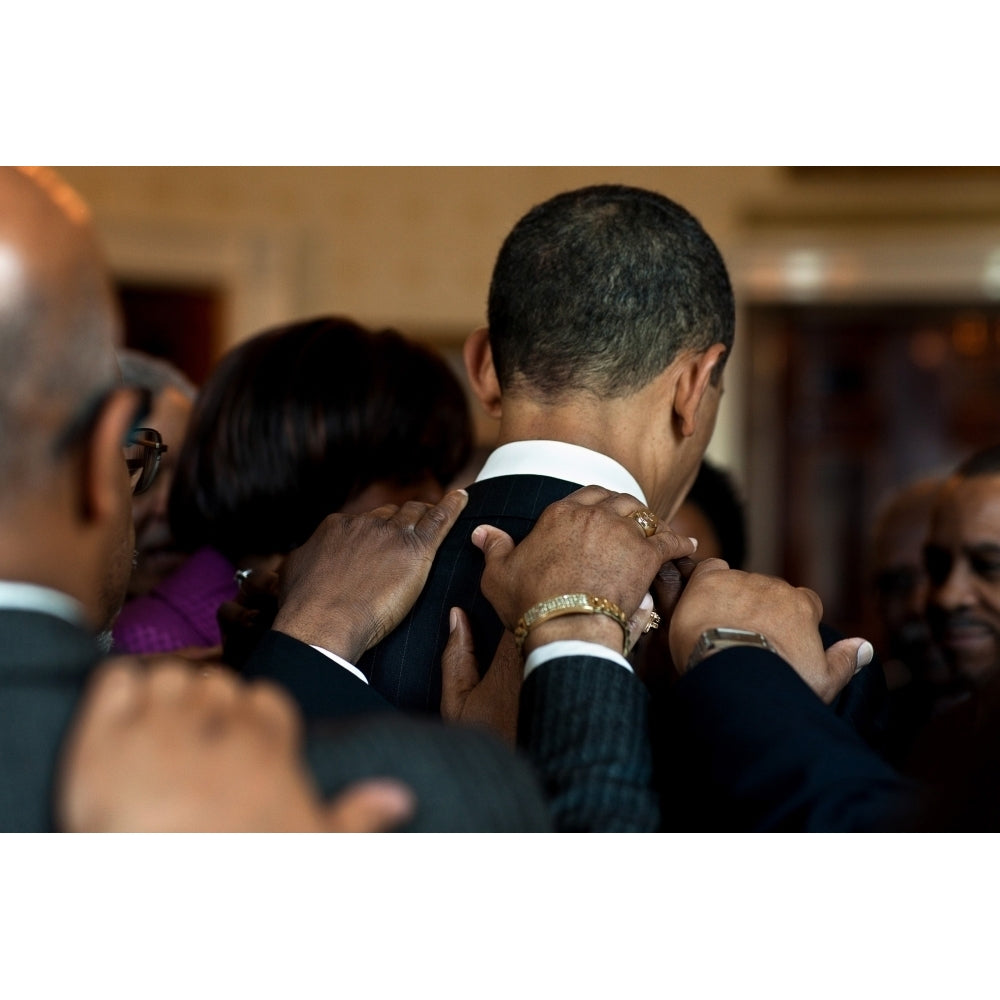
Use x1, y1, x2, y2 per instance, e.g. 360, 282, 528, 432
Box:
440, 607, 480, 719
470, 523, 515, 562
321, 779, 416, 832
823, 638, 875, 701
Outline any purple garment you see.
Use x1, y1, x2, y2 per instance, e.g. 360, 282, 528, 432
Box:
112, 546, 238, 654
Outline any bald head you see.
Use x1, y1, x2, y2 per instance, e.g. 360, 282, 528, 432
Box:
0, 167, 121, 496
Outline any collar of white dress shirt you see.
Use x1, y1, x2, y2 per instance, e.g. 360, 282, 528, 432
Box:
0, 580, 88, 628
474, 440, 647, 504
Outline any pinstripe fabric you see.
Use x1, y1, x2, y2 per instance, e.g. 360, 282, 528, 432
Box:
518, 656, 659, 832
360, 474, 582, 713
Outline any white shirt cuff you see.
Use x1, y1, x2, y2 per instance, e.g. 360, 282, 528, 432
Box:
523, 639, 633, 680
308, 645, 369, 684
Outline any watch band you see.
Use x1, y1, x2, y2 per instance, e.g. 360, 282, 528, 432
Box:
686, 627, 778, 671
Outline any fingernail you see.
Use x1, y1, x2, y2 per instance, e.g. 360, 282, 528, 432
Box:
449, 608, 458, 632
688, 537, 699, 550
471, 526, 485, 546
456, 488, 468, 496
854, 640, 874, 674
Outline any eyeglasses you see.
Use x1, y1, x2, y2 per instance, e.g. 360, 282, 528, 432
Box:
125, 427, 167, 496
53, 385, 167, 496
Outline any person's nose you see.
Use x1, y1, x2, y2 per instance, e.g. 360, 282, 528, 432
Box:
931, 559, 976, 615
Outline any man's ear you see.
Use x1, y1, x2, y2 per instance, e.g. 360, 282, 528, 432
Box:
81, 389, 135, 524
463, 327, 503, 419
673, 343, 728, 438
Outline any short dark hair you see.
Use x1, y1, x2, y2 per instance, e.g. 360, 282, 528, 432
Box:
168, 316, 473, 562
487, 184, 734, 398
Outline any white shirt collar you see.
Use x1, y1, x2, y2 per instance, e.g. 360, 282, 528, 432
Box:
475, 440, 647, 505
0, 581, 88, 628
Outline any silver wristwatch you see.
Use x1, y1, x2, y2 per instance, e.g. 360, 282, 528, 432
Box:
686, 627, 778, 671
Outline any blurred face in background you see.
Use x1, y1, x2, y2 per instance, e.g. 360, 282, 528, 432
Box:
925, 474, 1000, 690
127, 385, 193, 598
871, 480, 947, 685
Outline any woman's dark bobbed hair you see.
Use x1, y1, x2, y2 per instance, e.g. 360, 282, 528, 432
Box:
168, 316, 473, 562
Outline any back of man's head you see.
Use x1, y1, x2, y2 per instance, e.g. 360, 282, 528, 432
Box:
0, 167, 121, 499
486, 184, 734, 400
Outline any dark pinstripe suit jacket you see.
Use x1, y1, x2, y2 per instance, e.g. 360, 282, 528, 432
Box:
359, 474, 583, 713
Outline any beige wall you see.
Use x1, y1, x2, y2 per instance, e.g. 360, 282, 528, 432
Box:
57, 166, 1000, 478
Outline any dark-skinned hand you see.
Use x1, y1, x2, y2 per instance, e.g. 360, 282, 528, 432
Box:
472, 485, 698, 657
669, 558, 874, 703
272, 489, 469, 664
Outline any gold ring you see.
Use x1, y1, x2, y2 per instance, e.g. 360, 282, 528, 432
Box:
628, 509, 658, 537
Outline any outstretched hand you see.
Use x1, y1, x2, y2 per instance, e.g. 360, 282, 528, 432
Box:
474, 485, 697, 656
55, 656, 415, 832
669, 559, 874, 703
272, 489, 469, 663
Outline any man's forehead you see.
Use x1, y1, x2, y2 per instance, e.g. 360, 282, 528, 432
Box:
934, 474, 1000, 537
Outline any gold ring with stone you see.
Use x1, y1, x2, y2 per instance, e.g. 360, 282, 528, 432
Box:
628, 509, 659, 538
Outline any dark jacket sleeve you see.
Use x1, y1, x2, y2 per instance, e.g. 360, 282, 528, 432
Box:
242, 630, 396, 721
656, 647, 924, 832
518, 656, 659, 832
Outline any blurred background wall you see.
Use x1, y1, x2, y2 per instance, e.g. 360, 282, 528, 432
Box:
58, 165, 1000, 639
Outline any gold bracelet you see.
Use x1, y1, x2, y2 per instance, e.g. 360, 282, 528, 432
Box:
513, 594, 631, 656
